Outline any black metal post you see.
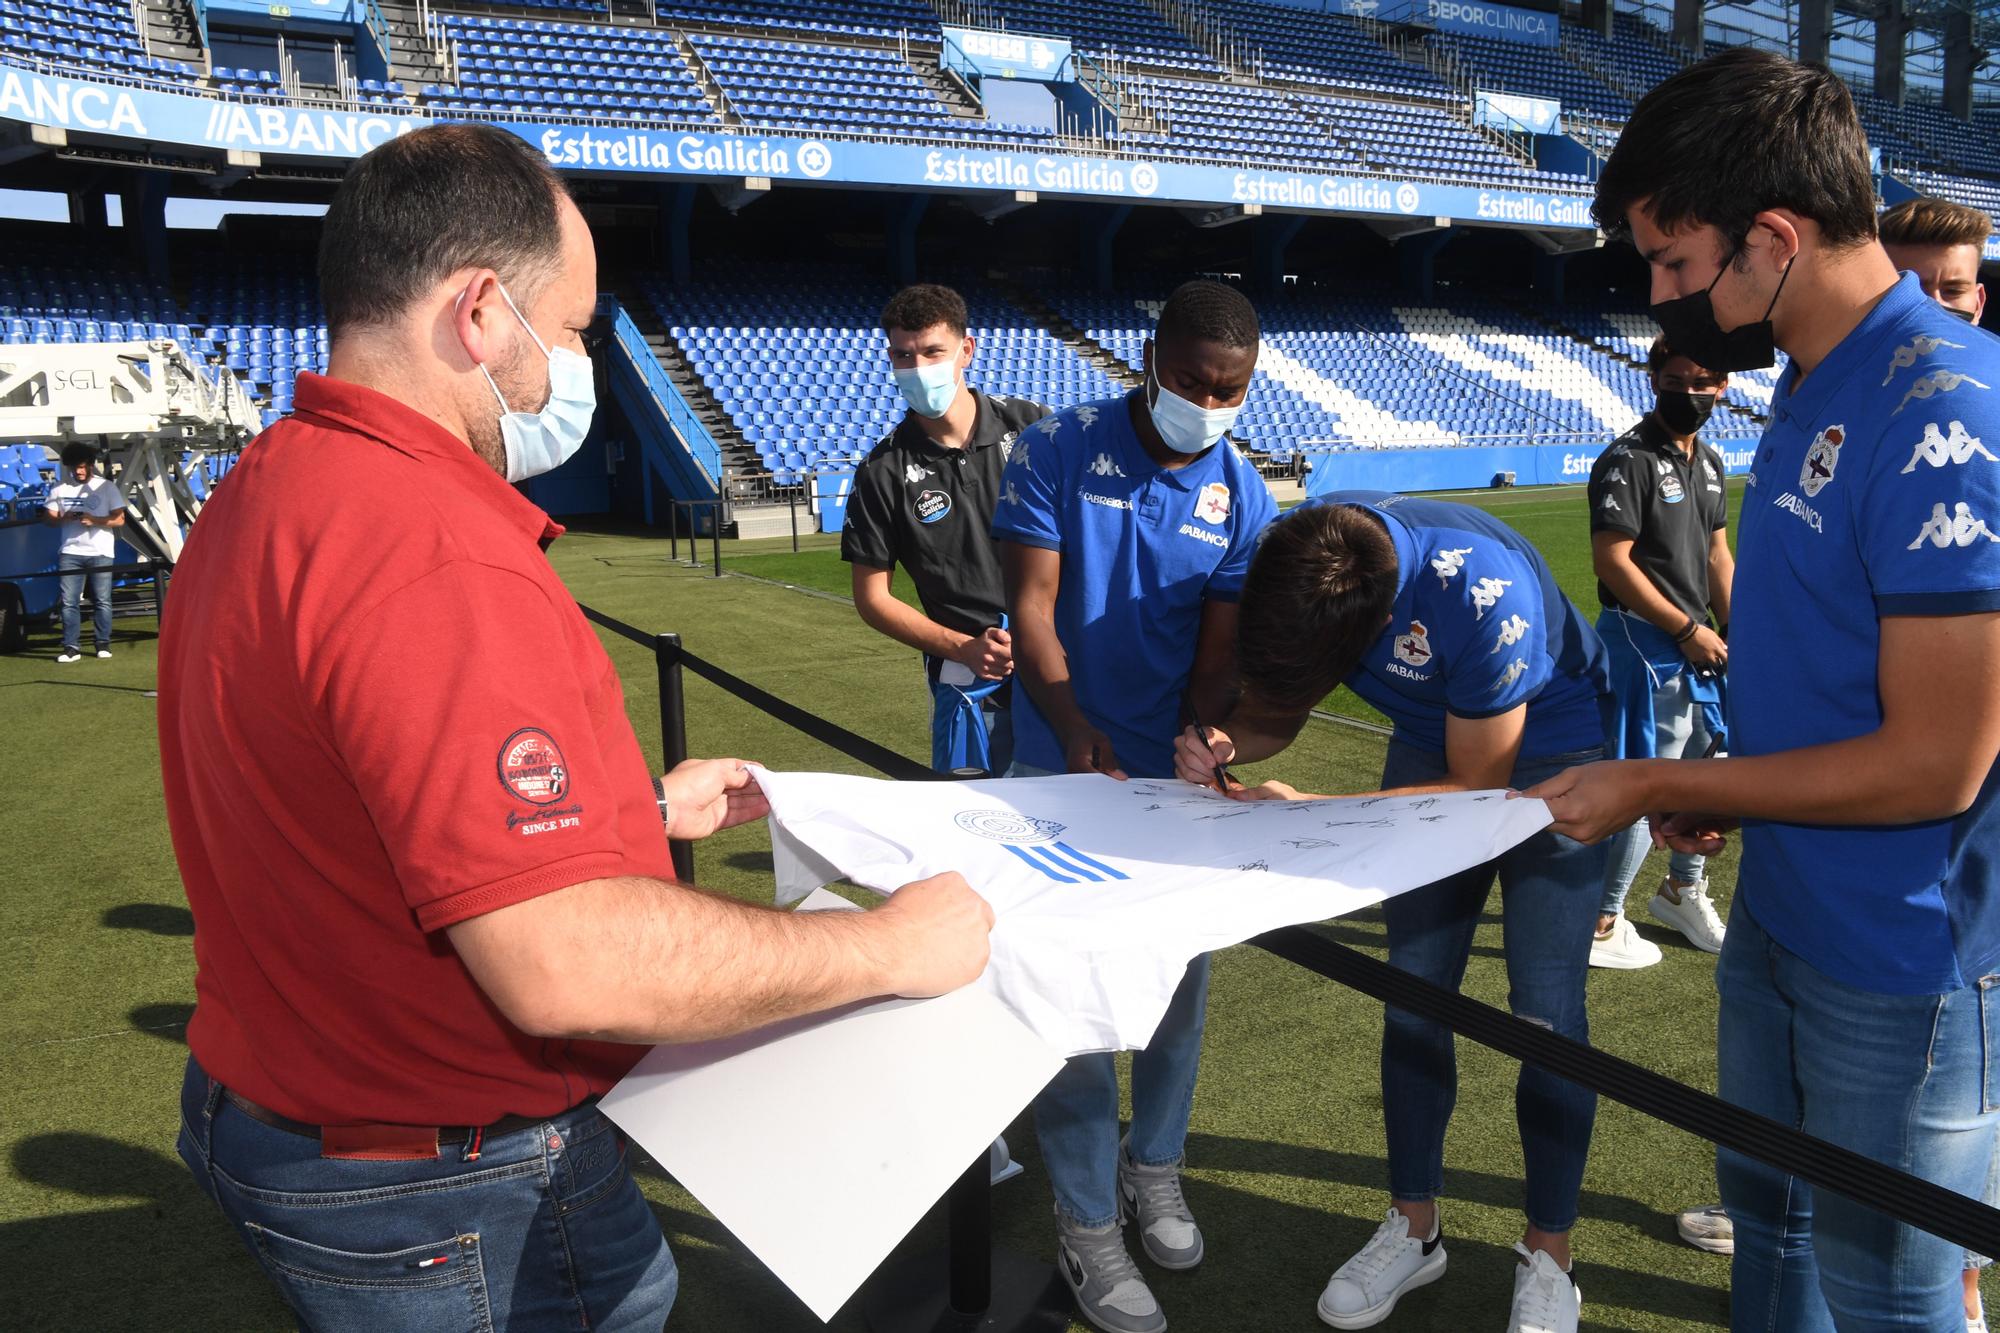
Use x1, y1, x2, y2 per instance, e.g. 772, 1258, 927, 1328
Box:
710, 504, 722, 578
654, 631, 694, 883
668, 505, 680, 562
789, 489, 799, 553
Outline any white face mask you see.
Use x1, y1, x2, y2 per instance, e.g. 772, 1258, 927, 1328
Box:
893, 359, 959, 418
474, 282, 596, 483
1146, 365, 1240, 455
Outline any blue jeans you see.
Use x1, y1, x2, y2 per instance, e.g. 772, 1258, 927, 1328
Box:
1034, 955, 1212, 1227
58, 552, 112, 651
1379, 742, 1608, 1234
176, 1056, 677, 1332
1007, 757, 1211, 1226
1602, 669, 1710, 916
1715, 898, 2000, 1330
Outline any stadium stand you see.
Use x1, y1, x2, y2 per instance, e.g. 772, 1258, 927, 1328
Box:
428, 15, 717, 123
654, 0, 938, 42
1425, 30, 1632, 121
1, 0, 199, 82
688, 32, 1050, 143
977, 0, 1217, 73
1906, 170, 2000, 219
1185, 0, 1453, 97
182, 249, 328, 429
1294, 91, 1586, 192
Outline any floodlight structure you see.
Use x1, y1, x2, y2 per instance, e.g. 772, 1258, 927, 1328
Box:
0, 339, 260, 562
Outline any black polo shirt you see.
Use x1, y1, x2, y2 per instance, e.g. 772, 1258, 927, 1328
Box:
840, 388, 1051, 637
1587, 414, 1729, 620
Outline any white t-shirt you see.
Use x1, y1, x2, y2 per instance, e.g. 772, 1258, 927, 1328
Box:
756, 769, 1552, 1057
46, 476, 125, 559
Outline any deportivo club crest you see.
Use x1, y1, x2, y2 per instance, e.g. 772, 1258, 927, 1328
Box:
954, 810, 1067, 844
1393, 620, 1433, 668
1800, 425, 1844, 498
1196, 482, 1232, 525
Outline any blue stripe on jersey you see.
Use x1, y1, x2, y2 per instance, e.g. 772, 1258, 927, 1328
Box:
1050, 842, 1129, 880
1004, 843, 1081, 882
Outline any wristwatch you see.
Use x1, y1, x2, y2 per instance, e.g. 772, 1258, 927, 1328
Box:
651, 775, 671, 834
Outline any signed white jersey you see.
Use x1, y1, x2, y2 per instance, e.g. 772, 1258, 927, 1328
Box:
756, 769, 1551, 1056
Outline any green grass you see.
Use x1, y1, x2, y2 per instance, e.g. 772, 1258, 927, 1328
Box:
7, 479, 1898, 1333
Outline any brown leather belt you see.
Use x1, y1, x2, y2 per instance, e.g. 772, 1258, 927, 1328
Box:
221, 1087, 551, 1162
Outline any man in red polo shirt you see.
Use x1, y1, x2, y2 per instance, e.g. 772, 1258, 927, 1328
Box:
160, 123, 993, 1331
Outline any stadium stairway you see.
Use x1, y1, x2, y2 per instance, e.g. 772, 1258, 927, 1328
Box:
136, 0, 206, 75
374, 2, 457, 92
613, 293, 758, 493
992, 279, 1144, 395
601, 296, 729, 513
673, 30, 744, 124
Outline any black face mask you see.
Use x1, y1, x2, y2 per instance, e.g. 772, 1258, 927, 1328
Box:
1945, 304, 1979, 325
1650, 243, 1795, 373
1655, 390, 1718, 437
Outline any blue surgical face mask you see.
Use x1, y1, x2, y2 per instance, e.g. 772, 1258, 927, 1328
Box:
893, 358, 960, 418
477, 282, 596, 483
1147, 365, 1240, 454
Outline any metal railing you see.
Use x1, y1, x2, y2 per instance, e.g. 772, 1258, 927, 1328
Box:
608, 305, 722, 491
362, 0, 394, 71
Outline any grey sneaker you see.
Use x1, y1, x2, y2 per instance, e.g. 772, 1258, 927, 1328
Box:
1675, 1203, 1733, 1254
1117, 1137, 1204, 1269
1056, 1209, 1166, 1333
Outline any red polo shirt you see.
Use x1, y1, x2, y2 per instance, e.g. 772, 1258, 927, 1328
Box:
159, 372, 671, 1127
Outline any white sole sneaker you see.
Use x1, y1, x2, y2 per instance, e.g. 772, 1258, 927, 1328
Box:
1316, 1244, 1446, 1329
1649, 884, 1725, 954
1588, 915, 1662, 970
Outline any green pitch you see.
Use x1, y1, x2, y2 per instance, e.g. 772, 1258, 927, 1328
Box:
6, 478, 1903, 1332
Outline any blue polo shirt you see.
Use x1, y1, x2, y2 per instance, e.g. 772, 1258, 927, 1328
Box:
992, 392, 1277, 778
1733, 272, 2000, 995
1310, 491, 1609, 759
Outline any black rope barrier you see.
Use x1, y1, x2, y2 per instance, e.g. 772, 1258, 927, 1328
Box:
576, 600, 2000, 1265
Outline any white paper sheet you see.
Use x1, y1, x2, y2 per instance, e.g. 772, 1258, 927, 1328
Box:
756, 769, 1553, 1057
598, 888, 1065, 1324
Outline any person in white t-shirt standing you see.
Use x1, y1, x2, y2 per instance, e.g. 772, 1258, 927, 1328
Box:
43, 443, 126, 662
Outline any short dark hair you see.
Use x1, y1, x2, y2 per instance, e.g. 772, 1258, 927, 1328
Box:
1156, 279, 1260, 352
319, 124, 571, 338
1879, 196, 1993, 251
1236, 503, 1399, 715
1594, 47, 1877, 251
880, 284, 967, 338
59, 442, 96, 468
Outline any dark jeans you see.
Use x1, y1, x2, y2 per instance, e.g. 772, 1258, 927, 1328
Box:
177, 1056, 678, 1331
1378, 742, 1608, 1234
58, 552, 112, 651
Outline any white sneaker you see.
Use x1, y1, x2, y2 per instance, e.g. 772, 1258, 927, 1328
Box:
95, 647, 112, 659
1675, 1203, 1733, 1254
1507, 1243, 1580, 1333
1967, 1314, 1987, 1333
1650, 879, 1726, 954
1316, 1209, 1446, 1328
1588, 914, 1662, 970
56, 649, 81, 663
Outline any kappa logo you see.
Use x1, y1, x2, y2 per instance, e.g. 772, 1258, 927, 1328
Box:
1881, 335, 1966, 386
1489, 613, 1532, 653
998, 430, 1019, 462
498, 727, 569, 806
1088, 451, 1124, 478
904, 463, 932, 484
1490, 658, 1530, 692
1036, 415, 1064, 439
1003, 479, 1023, 508
1899, 421, 1996, 473
1392, 619, 1433, 668
1196, 481, 1232, 525
1800, 425, 1844, 498
1601, 493, 1622, 512
1431, 546, 1473, 587
1469, 576, 1512, 619
1075, 405, 1101, 431
1909, 501, 2000, 549
1895, 371, 1990, 416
